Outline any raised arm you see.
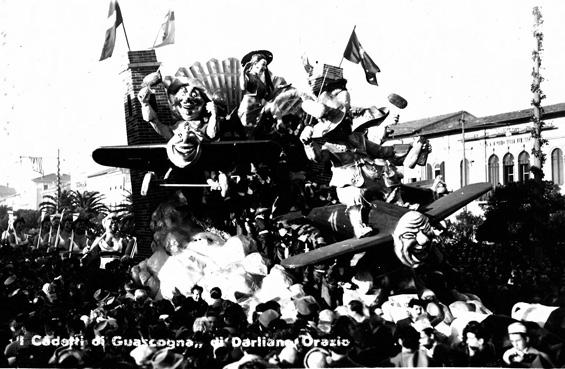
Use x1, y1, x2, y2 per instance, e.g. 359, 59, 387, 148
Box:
138, 86, 174, 140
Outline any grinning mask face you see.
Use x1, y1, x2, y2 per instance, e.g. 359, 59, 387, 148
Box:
172, 85, 207, 121
393, 211, 435, 268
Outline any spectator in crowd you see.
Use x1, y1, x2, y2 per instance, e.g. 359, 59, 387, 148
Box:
69, 215, 91, 254
7, 218, 29, 249
52, 215, 73, 252
389, 324, 431, 367
189, 285, 209, 317
32, 215, 51, 250
89, 213, 126, 255
396, 299, 428, 330
417, 325, 453, 367
502, 322, 555, 368
453, 320, 498, 367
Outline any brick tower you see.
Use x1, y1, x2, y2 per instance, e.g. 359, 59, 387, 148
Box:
121, 50, 172, 258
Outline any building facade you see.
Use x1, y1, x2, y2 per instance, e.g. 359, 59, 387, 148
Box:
84, 167, 132, 209
32, 173, 72, 209
386, 103, 565, 193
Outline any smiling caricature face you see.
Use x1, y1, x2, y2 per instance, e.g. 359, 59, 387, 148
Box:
172, 85, 207, 122
392, 211, 435, 268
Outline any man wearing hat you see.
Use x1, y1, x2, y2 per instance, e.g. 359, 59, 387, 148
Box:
238, 50, 289, 129
502, 322, 554, 368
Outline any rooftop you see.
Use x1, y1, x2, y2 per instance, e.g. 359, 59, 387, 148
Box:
0, 185, 17, 198
392, 102, 565, 138
32, 173, 71, 183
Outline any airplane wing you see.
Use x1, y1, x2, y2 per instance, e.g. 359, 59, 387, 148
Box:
421, 182, 493, 220
92, 144, 169, 171
281, 233, 394, 268
92, 140, 282, 172
282, 182, 493, 269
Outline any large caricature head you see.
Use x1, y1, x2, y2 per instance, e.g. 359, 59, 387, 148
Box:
163, 77, 210, 122
392, 211, 435, 268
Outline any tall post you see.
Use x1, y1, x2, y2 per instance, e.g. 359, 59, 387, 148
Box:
531, 6, 546, 180
56, 149, 61, 213
460, 115, 466, 187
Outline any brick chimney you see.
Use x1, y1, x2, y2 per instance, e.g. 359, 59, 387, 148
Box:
121, 50, 172, 258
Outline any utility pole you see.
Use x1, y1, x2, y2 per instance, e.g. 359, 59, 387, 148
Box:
461, 114, 466, 187
57, 149, 61, 213
531, 6, 546, 180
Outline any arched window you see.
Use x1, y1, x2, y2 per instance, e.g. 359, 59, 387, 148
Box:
488, 154, 500, 186
434, 162, 446, 181
518, 151, 530, 182
460, 159, 470, 187
551, 148, 563, 185
503, 153, 514, 185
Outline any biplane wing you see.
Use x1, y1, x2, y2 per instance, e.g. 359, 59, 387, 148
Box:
93, 144, 170, 171
92, 140, 283, 172
281, 233, 393, 268
281, 182, 493, 268
419, 182, 493, 220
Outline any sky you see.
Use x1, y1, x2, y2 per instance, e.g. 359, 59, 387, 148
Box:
0, 0, 564, 189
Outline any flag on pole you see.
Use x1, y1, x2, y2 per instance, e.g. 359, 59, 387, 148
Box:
343, 29, 381, 85
153, 10, 175, 48
19, 156, 43, 174
99, 0, 123, 61
30, 156, 43, 175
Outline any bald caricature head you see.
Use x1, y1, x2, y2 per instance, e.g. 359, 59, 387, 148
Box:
393, 211, 435, 268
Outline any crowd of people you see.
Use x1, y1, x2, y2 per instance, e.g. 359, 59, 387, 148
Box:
1, 228, 563, 368
1, 212, 135, 259
1, 50, 563, 368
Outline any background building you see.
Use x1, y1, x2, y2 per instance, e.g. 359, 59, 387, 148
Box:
387, 103, 565, 193
32, 173, 71, 209
85, 167, 131, 209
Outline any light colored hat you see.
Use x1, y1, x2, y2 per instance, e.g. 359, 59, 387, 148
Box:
319, 309, 336, 323
317, 309, 336, 334
130, 344, 156, 366
278, 343, 299, 365
151, 348, 184, 369
304, 347, 330, 368
508, 322, 527, 335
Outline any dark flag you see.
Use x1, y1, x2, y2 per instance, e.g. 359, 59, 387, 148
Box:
343, 29, 380, 85
153, 10, 175, 48
99, 0, 123, 61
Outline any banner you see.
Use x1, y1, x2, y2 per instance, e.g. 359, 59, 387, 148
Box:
153, 10, 175, 48
99, 0, 124, 61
